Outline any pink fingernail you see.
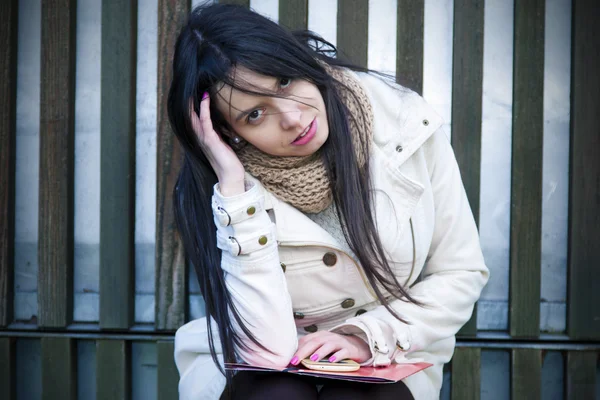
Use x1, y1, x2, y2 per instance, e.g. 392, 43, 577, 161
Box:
202, 91, 208, 100
290, 356, 299, 365
328, 356, 336, 363
310, 354, 319, 361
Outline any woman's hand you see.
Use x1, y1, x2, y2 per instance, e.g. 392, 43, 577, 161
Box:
289, 331, 372, 366
189, 93, 246, 196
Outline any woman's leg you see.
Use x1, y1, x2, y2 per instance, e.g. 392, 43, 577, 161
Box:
318, 380, 414, 400
225, 371, 319, 400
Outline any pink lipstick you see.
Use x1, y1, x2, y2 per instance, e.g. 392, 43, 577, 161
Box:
291, 118, 317, 146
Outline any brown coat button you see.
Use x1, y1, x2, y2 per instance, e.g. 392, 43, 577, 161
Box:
280, 262, 286, 273
341, 299, 355, 309
322, 252, 337, 266
355, 309, 367, 316
246, 206, 256, 215
294, 312, 305, 319
258, 236, 268, 245
304, 324, 318, 333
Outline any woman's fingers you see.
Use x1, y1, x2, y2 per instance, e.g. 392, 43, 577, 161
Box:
327, 348, 350, 363
308, 342, 337, 362
198, 92, 216, 143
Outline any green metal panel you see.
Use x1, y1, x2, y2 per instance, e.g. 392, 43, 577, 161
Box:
38, 0, 77, 329
566, 351, 597, 399
279, 0, 308, 31
41, 337, 76, 400
511, 348, 542, 399
0, 0, 18, 328
396, 0, 424, 94
96, 340, 129, 400
156, 0, 191, 330
509, 0, 545, 339
157, 341, 179, 400
451, 0, 485, 337
99, 0, 137, 330
219, 0, 249, 6
567, 0, 600, 340
451, 347, 480, 400
0, 337, 16, 400
337, 0, 369, 68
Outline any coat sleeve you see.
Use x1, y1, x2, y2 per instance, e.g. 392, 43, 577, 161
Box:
206, 175, 298, 367
330, 129, 489, 366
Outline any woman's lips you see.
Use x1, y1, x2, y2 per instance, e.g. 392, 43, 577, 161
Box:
291, 118, 317, 146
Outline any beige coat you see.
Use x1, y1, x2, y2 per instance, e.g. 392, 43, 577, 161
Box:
174, 72, 490, 399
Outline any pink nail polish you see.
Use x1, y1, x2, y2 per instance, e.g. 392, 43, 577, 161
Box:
328, 356, 336, 363
290, 356, 299, 365
310, 354, 319, 362
202, 91, 208, 100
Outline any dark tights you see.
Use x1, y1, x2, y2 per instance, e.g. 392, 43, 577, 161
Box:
224, 371, 415, 400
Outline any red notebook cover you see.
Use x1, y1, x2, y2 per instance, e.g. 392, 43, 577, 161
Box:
225, 362, 432, 383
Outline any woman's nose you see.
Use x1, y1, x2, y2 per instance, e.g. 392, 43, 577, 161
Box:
279, 108, 302, 130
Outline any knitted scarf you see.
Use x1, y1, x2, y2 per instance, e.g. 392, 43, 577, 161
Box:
235, 67, 373, 213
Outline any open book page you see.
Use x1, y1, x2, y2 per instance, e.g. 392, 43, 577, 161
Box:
224, 362, 433, 383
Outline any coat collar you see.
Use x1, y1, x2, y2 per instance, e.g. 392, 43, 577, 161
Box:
354, 71, 443, 168
259, 73, 443, 248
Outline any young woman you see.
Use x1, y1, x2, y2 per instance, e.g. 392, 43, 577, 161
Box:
171, 4, 489, 400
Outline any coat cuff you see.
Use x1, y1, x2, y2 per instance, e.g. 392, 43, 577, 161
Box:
330, 315, 394, 367
212, 178, 275, 256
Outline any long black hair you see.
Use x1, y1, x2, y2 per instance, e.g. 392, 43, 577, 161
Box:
168, 3, 423, 395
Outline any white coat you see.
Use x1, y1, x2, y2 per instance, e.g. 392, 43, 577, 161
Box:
174, 72, 490, 399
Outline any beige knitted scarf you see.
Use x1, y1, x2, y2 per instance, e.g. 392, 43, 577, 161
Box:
236, 67, 374, 213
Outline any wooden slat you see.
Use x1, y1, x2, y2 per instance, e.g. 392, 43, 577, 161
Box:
451, 0, 484, 337
451, 347, 480, 400
219, 0, 249, 6
99, 0, 136, 330
157, 341, 179, 400
509, 0, 545, 338
96, 340, 129, 400
337, 0, 369, 68
279, 0, 308, 31
0, 338, 16, 400
156, 0, 190, 330
568, 0, 600, 340
38, 0, 76, 329
0, 0, 18, 328
511, 348, 542, 399
41, 337, 76, 400
396, 0, 424, 94
566, 351, 597, 399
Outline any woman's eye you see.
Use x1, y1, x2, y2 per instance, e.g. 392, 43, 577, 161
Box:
247, 108, 266, 124
279, 77, 292, 89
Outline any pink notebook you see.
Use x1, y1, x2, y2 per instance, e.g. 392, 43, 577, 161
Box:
225, 361, 432, 383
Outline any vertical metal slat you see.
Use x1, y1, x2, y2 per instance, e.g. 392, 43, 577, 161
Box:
451, 347, 481, 400
157, 341, 179, 400
38, 0, 77, 329
156, 0, 190, 330
96, 340, 129, 400
451, 0, 485, 337
219, 0, 249, 6
0, 337, 16, 400
566, 351, 597, 399
279, 0, 308, 31
396, 0, 424, 94
99, 0, 137, 330
337, 0, 369, 68
0, 0, 18, 328
41, 337, 77, 400
509, 0, 545, 338
511, 348, 542, 399
567, 0, 600, 340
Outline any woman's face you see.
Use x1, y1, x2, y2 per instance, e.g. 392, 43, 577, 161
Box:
213, 67, 329, 157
